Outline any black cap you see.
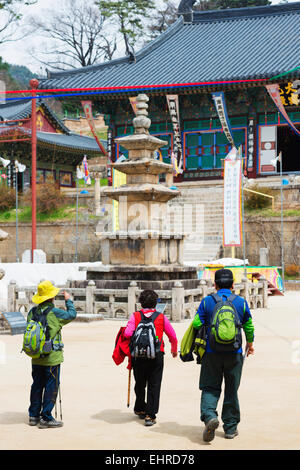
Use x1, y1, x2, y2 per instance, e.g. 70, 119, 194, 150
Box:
215, 268, 234, 282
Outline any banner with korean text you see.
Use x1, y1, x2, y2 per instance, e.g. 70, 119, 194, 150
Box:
212, 91, 235, 147
265, 84, 300, 137
223, 150, 242, 247
166, 95, 183, 174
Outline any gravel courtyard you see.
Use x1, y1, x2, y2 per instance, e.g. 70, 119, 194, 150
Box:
1, 291, 300, 451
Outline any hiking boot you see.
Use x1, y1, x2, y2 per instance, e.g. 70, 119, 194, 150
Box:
38, 418, 63, 429
145, 415, 156, 427
134, 411, 146, 420
203, 418, 219, 442
225, 430, 239, 439
29, 416, 40, 426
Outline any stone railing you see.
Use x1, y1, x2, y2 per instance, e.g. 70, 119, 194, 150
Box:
7, 276, 268, 322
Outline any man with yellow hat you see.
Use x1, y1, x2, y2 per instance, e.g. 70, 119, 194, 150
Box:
27, 280, 77, 429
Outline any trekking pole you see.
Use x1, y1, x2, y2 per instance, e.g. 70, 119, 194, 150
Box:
243, 345, 249, 361
58, 385, 63, 421
127, 368, 131, 408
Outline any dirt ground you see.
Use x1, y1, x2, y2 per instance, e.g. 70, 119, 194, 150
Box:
1, 291, 300, 451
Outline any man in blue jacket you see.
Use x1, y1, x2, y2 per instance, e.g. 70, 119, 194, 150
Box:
193, 268, 254, 442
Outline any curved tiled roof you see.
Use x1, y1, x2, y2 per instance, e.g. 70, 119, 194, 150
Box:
39, 2, 300, 92
0, 98, 70, 133
0, 98, 106, 154
36, 131, 106, 153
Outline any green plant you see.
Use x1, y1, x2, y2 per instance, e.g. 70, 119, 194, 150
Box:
21, 181, 67, 215
285, 264, 300, 278
244, 185, 275, 211
0, 184, 16, 211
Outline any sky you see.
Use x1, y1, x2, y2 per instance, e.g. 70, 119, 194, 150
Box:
0, 0, 298, 75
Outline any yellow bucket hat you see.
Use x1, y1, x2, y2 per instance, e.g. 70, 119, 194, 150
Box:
32, 280, 60, 305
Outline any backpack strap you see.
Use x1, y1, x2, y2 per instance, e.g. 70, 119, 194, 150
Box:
227, 293, 237, 303
31, 306, 38, 321
139, 310, 161, 324
34, 306, 52, 341
210, 293, 222, 303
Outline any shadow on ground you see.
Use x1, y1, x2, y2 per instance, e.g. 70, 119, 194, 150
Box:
0, 411, 28, 425
148, 421, 220, 446
92, 410, 218, 446
91, 408, 136, 425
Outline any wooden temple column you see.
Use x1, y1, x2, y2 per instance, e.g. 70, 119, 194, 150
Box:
30, 78, 39, 262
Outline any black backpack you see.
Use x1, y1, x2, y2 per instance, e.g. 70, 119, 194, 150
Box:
130, 311, 161, 359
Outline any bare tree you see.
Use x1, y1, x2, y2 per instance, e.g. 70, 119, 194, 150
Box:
0, 0, 36, 44
28, 0, 117, 72
147, 0, 178, 40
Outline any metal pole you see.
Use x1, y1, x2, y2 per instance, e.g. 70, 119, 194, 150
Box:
15, 166, 19, 263
280, 153, 285, 292
75, 177, 79, 262
239, 148, 247, 277
30, 79, 39, 263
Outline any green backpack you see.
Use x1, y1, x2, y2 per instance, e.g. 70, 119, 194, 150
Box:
22, 306, 53, 358
209, 293, 242, 352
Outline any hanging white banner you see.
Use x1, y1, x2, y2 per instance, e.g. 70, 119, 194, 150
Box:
223, 151, 242, 247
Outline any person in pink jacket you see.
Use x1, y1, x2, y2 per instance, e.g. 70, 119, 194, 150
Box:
124, 290, 178, 426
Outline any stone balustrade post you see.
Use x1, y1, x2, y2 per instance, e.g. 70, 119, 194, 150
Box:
109, 294, 115, 318
241, 277, 250, 303
7, 280, 17, 312
128, 281, 138, 317
199, 279, 207, 299
259, 276, 268, 308
86, 280, 95, 314
172, 281, 184, 322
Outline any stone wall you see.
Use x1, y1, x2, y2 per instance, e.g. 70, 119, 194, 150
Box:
225, 216, 300, 267
62, 115, 106, 134
0, 221, 100, 263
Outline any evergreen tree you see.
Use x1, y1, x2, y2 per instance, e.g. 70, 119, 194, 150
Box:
97, 0, 156, 56
194, 0, 271, 10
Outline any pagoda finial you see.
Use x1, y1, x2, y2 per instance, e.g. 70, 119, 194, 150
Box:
133, 94, 151, 135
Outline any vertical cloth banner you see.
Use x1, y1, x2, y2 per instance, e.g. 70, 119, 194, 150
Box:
129, 97, 138, 115
212, 91, 235, 147
81, 101, 107, 154
166, 95, 183, 174
82, 155, 91, 185
223, 148, 242, 247
113, 168, 127, 231
265, 84, 300, 137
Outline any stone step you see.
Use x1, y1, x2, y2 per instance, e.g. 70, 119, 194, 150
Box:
170, 186, 224, 263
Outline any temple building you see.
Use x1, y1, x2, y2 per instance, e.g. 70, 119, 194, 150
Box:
39, 1, 300, 183
0, 98, 106, 189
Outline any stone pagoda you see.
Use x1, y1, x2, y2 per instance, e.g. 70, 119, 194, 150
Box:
80, 94, 199, 317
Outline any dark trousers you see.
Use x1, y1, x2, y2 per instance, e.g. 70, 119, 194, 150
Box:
199, 353, 243, 434
132, 352, 164, 419
29, 364, 60, 422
